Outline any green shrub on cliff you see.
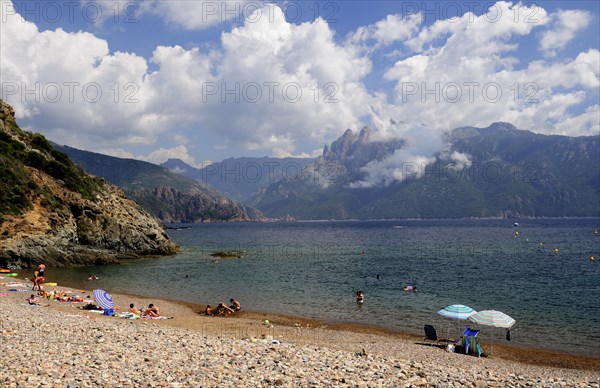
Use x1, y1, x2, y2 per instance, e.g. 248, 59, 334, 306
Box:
0, 111, 104, 219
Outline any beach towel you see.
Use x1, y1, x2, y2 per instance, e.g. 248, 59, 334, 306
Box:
118, 312, 141, 320
141, 315, 173, 319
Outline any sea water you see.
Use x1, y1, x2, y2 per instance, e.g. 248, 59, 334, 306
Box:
47, 218, 600, 356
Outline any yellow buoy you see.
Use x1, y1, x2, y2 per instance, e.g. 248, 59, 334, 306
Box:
554, 248, 559, 254
590, 256, 596, 262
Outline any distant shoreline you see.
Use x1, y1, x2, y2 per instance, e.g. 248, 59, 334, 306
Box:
163, 216, 600, 225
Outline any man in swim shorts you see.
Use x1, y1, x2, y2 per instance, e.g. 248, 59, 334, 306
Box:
230, 298, 241, 312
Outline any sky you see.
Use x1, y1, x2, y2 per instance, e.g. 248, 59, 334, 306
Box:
1, 0, 599, 176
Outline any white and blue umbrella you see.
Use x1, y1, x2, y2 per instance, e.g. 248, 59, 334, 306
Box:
93, 289, 114, 310
437, 305, 477, 340
437, 305, 476, 320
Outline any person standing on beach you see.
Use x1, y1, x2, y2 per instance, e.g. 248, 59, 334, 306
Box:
32, 263, 46, 291
37, 263, 46, 277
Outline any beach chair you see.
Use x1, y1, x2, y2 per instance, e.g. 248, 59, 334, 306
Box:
460, 327, 481, 355
424, 324, 459, 345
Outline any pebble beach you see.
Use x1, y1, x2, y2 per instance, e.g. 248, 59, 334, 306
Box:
1, 277, 599, 387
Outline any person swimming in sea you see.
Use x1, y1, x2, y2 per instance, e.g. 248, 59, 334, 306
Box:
356, 290, 365, 303
403, 285, 417, 292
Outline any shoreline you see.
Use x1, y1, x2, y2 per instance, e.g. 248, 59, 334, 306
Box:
5, 274, 599, 372
2, 276, 599, 386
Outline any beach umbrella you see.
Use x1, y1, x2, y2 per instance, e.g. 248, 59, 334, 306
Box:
468, 310, 515, 355
93, 289, 114, 310
437, 305, 476, 340
468, 310, 515, 328
437, 304, 476, 320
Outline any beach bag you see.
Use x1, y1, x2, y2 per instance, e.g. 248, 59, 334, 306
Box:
103, 308, 114, 316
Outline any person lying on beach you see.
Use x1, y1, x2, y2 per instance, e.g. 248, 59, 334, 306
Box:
80, 303, 102, 310
27, 294, 41, 305
215, 303, 235, 316
128, 303, 141, 316
230, 299, 241, 312
143, 304, 160, 317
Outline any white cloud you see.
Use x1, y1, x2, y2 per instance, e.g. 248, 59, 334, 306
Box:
191, 4, 376, 154
272, 147, 321, 158
0, 0, 598, 187
0, 5, 161, 149
540, 9, 592, 57
347, 13, 422, 52
140, 145, 202, 167
381, 2, 598, 137
350, 125, 444, 188
146, 0, 254, 30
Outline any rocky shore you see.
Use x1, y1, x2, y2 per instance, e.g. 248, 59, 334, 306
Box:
1, 277, 598, 387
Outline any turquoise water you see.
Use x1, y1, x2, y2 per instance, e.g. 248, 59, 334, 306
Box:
46, 219, 600, 356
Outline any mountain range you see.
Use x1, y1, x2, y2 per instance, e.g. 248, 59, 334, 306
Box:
54, 145, 266, 223
248, 123, 600, 219
162, 157, 314, 202
14, 111, 599, 223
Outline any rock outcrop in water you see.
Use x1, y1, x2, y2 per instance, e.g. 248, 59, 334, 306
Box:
0, 99, 179, 268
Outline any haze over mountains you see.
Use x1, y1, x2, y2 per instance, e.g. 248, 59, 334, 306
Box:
162, 157, 314, 202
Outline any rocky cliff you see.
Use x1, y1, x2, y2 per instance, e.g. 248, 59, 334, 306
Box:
0, 100, 179, 268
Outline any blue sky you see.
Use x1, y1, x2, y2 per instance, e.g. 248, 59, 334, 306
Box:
1, 1, 599, 174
